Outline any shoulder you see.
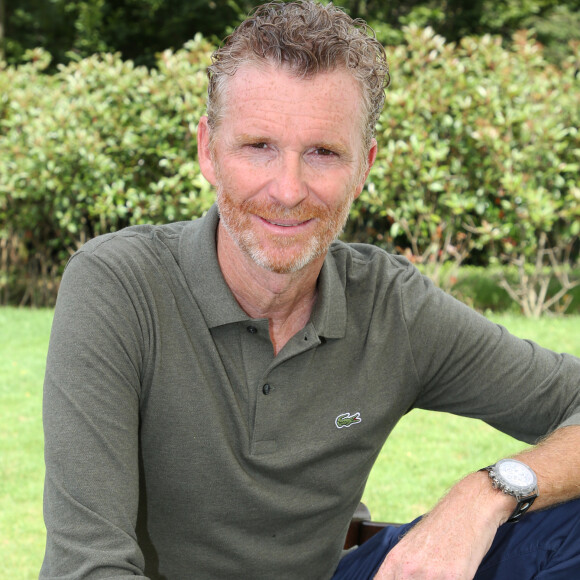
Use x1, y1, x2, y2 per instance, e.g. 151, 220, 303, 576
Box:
60, 219, 208, 301
77, 221, 191, 258
326, 239, 473, 326
328, 239, 427, 291
329, 239, 413, 270
68, 217, 211, 274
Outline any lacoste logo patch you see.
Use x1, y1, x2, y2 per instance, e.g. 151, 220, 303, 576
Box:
335, 412, 362, 429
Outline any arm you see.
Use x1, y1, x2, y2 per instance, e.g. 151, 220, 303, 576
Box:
374, 268, 580, 579
41, 250, 149, 579
375, 426, 580, 580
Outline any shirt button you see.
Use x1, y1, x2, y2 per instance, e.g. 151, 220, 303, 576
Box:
262, 384, 271, 395
247, 326, 258, 334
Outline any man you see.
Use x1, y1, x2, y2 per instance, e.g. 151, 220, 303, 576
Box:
41, 1, 580, 579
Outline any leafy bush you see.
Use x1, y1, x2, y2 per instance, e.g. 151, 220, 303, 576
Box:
0, 37, 215, 305
0, 29, 578, 311
348, 26, 580, 315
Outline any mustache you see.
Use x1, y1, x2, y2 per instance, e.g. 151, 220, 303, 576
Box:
239, 198, 334, 221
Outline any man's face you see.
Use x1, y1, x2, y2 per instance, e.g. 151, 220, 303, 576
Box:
199, 63, 377, 274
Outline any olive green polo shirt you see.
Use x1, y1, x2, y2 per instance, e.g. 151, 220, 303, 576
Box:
42, 205, 580, 580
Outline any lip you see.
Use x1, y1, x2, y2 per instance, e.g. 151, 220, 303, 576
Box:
258, 216, 314, 230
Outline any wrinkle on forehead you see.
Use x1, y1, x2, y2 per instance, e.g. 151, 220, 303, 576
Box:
215, 62, 366, 154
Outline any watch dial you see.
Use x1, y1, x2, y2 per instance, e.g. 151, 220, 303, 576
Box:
497, 461, 534, 487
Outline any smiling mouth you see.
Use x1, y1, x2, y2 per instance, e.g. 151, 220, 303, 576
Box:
262, 217, 313, 228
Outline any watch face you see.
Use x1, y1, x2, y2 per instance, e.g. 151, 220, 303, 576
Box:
496, 459, 536, 491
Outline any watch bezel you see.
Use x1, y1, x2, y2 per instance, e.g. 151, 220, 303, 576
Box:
481, 459, 539, 523
489, 458, 538, 496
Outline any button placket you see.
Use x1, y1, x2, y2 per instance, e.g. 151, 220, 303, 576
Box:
252, 378, 278, 454
239, 319, 279, 454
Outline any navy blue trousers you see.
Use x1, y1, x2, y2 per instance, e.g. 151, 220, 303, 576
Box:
332, 498, 580, 579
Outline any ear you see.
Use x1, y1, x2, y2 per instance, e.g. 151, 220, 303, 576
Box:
354, 138, 378, 200
197, 116, 217, 186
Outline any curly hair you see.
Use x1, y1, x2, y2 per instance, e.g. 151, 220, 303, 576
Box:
206, 0, 390, 148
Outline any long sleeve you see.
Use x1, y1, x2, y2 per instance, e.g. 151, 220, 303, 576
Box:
398, 267, 580, 442
41, 251, 148, 579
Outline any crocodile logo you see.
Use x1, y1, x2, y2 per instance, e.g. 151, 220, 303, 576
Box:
335, 412, 362, 429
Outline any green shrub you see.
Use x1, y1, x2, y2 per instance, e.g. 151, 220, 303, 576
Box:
0, 37, 215, 305
0, 29, 578, 310
351, 27, 579, 257
348, 27, 579, 315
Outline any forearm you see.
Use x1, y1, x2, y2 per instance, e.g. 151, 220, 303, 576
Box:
452, 424, 580, 527
513, 424, 580, 511
376, 425, 580, 579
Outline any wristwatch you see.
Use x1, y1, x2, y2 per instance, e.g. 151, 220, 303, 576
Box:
480, 458, 539, 523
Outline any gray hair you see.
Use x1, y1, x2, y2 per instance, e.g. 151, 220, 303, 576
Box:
206, 0, 390, 148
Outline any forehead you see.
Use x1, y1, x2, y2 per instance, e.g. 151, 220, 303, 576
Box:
218, 62, 365, 143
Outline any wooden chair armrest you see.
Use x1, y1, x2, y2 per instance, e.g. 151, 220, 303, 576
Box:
344, 503, 400, 549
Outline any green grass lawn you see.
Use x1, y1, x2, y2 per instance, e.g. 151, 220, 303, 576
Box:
1, 307, 579, 577
0, 308, 54, 579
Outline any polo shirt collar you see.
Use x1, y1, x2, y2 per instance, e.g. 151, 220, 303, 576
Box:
312, 255, 347, 339
179, 204, 347, 339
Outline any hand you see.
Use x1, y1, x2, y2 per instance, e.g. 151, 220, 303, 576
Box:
374, 472, 514, 579
373, 513, 492, 579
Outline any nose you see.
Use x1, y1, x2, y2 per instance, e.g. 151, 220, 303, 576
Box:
268, 153, 308, 208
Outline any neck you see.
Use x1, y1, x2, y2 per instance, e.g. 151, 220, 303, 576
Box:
217, 223, 323, 355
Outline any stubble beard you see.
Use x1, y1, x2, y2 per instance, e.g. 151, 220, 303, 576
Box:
216, 186, 356, 275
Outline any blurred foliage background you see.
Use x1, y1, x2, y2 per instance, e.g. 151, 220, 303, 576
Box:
2, 0, 580, 67
0, 1, 579, 312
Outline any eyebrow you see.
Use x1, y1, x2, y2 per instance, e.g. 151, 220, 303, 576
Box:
234, 133, 271, 145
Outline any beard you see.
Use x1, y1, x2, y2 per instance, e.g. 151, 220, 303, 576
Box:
216, 186, 356, 275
